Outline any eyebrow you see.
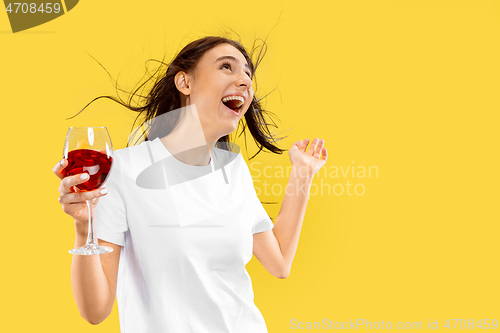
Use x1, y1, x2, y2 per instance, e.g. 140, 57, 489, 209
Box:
214, 56, 251, 71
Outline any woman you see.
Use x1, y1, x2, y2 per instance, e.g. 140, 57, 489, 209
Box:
53, 36, 327, 332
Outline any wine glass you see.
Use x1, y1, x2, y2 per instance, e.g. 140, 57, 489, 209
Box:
62, 127, 114, 255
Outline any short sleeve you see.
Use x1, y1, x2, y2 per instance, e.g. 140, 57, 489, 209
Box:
237, 155, 274, 234
94, 152, 129, 246
250, 192, 274, 234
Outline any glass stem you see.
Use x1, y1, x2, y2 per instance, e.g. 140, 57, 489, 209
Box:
86, 199, 98, 246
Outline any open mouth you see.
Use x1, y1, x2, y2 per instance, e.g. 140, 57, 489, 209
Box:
221, 97, 244, 115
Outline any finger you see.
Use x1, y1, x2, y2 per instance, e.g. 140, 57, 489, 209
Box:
314, 139, 325, 158
307, 138, 319, 156
299, 138, 310, 152
321, 147, 328, 161
59, 187, 108, 205
91, 197, 101, 207
291, 140, 302, 149
58, 173, 90, 195
53, 158, 67, 179
61, 201, 87, 216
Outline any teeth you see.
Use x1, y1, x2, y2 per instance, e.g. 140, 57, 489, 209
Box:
222, 95, 245, 108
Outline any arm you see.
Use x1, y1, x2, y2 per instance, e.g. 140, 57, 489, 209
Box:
53, 159, 121, 325
253, 138, 327, 279
71, 226, 121, 325
253, 170, 312, 278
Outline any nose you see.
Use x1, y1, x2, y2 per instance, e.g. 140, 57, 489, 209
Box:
235, 72, 252, 90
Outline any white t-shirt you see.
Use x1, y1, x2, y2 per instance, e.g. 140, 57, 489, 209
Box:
95, 137, 274, 333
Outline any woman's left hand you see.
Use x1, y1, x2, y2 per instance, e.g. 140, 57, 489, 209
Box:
289, 138, 328, 178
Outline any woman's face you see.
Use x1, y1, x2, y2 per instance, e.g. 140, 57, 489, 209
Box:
178, 43, 254, 141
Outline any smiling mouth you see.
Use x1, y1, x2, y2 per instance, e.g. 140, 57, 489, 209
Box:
221, 99, 243, 115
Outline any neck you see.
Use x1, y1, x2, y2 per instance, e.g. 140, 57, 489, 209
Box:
159, 104, 218, 166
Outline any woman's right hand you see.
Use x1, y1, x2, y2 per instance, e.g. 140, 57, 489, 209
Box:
53, 158, 108, 228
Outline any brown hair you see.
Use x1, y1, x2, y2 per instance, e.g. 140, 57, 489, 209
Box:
70, 36, 287, 160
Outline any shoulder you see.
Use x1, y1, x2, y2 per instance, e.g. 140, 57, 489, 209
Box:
114, 140, 151, 159
213, 147, 247, 170
110, 140, 156, 179
113, 140, 156, 163
212, 148, 255, 188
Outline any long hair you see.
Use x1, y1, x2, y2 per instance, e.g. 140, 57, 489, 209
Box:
69, 36, 287, 160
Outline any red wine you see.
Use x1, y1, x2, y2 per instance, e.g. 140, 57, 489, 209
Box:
62, 149, 113, 192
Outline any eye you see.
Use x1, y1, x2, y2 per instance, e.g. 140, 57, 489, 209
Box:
221, 62, 232, 71
221, 61, 252, 79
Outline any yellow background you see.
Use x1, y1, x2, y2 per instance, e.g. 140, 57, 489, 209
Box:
1, 0, 499, 331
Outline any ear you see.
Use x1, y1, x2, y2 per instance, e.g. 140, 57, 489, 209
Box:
174, 71, 191, 96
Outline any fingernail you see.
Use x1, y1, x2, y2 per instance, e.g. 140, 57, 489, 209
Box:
81, 173, 89, 180
60, 159, 66, 166
100, 188, 108, 195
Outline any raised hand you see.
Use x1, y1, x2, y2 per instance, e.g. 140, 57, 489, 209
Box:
288, 138, 328, 177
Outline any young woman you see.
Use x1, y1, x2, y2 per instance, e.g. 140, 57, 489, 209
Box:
53, 36, 327, 332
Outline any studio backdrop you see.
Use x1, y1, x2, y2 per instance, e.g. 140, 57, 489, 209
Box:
1, 0, 499, 332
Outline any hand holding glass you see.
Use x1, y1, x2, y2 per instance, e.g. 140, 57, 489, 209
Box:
62, 127, 114, 255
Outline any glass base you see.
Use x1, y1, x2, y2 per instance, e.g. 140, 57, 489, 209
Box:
69, 244, 113, 255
